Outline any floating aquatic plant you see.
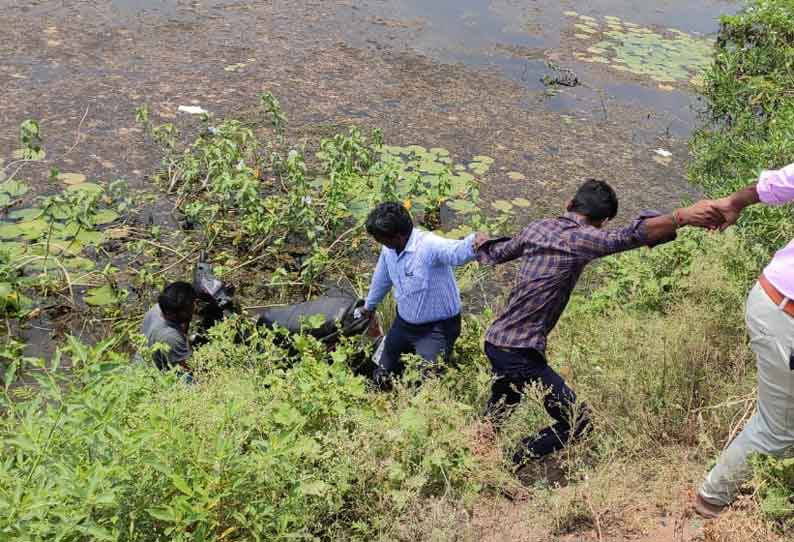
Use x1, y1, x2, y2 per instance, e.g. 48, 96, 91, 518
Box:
566, 13, 714, 88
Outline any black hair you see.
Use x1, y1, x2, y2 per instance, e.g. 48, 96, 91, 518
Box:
569, 179, 619, 221
365, 202, 414, 239
158, 281, 196, 316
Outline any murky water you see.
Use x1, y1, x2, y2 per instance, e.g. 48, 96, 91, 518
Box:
1, 0, 742, 358
344, 0, 738, 135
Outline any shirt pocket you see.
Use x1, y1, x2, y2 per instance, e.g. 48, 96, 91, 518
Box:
401, 259, 428, 295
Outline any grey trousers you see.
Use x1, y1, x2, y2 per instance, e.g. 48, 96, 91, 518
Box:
700, 282, 794, 506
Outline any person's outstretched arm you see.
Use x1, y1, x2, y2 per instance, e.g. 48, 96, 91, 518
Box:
364, 250, 393, 312
712, 162, 794, 227
573, 201, 724, 259
427, 232, 479, 267
476, 229, 532, 265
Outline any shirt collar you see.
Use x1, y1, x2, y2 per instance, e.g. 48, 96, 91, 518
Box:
402, 228, 421, 254
158, 306, 186, 334
561, 212, 589, 226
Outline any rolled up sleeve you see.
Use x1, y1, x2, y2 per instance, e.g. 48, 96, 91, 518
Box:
757, 162, 794, 206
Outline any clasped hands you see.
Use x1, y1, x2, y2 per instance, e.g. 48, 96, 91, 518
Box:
677, 196, 741, 231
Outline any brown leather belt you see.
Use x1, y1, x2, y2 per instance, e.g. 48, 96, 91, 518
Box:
759, 274, 794, 318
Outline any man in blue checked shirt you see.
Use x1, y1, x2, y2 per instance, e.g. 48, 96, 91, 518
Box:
360, 202, 485, 387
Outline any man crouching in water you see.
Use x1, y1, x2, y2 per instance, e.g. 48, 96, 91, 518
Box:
476, 179, 723, 465
142, 281, 196, 380
360, 202, 485, 388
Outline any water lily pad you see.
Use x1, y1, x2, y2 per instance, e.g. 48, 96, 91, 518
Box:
469, 163, 490, 175
0, 180, 30, 198
43, 238, 85, 256
506, 171, 526, 181
63, 256, 95, 272
511, 198, 532, 208
574, 24, 597, 34
0, 282, 31, 314
419, 160, 447, 174
574, 34, 592, 40
92, 209, 119, 225
563, 11, 578, 17
66, 182, 103, 195
0, 223, 24, 240
8, 208, 42, 222
406, 145, 428, 155
575, 20, 713, 86
0, 194, 9, 208
429, 147, 450, 156
74, 230, 105, 245
472, 155, 494, 164
578, 15, 597, 22
447, 199, 476, 213
12, 149, 46, 161
0, 241, 26, 257
491, 200, 514, 212
84, 285, 117, 306
57, 172, 86, 185
383, 145, 410, 155
1, 218, 48, 241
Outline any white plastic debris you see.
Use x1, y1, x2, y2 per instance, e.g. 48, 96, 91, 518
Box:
654, 148, 673, 158
178, 105, 208, 115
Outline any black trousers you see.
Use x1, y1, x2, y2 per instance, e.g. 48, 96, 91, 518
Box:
374, 312, 461, 385
484, 342, 590, 463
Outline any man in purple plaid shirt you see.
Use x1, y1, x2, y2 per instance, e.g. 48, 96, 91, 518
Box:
476, 179, 723, 465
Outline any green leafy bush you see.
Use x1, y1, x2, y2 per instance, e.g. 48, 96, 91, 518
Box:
687, 0, 794, 526
689, 0, 794, 249
0, 325, 504, 541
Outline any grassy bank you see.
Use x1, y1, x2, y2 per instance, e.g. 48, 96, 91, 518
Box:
2, 1, 794, 541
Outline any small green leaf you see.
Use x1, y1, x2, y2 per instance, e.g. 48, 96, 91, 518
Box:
171, 475, 193, 496
0, 223, 24, 240
84, 285, 118, 306
8, 208, 42, 222
0, 180, 30, 198
147, 507, 176, 522
93, 209, 119, 225
12, 148, 46, 161
491, 200, 514, 212
67, 182, 103, 195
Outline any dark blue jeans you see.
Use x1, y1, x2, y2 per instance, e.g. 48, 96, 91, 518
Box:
374, 312, 461, 387
484, 342, 590, 463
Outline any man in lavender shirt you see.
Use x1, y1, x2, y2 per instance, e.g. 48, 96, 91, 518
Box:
695, 162, 794, 517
